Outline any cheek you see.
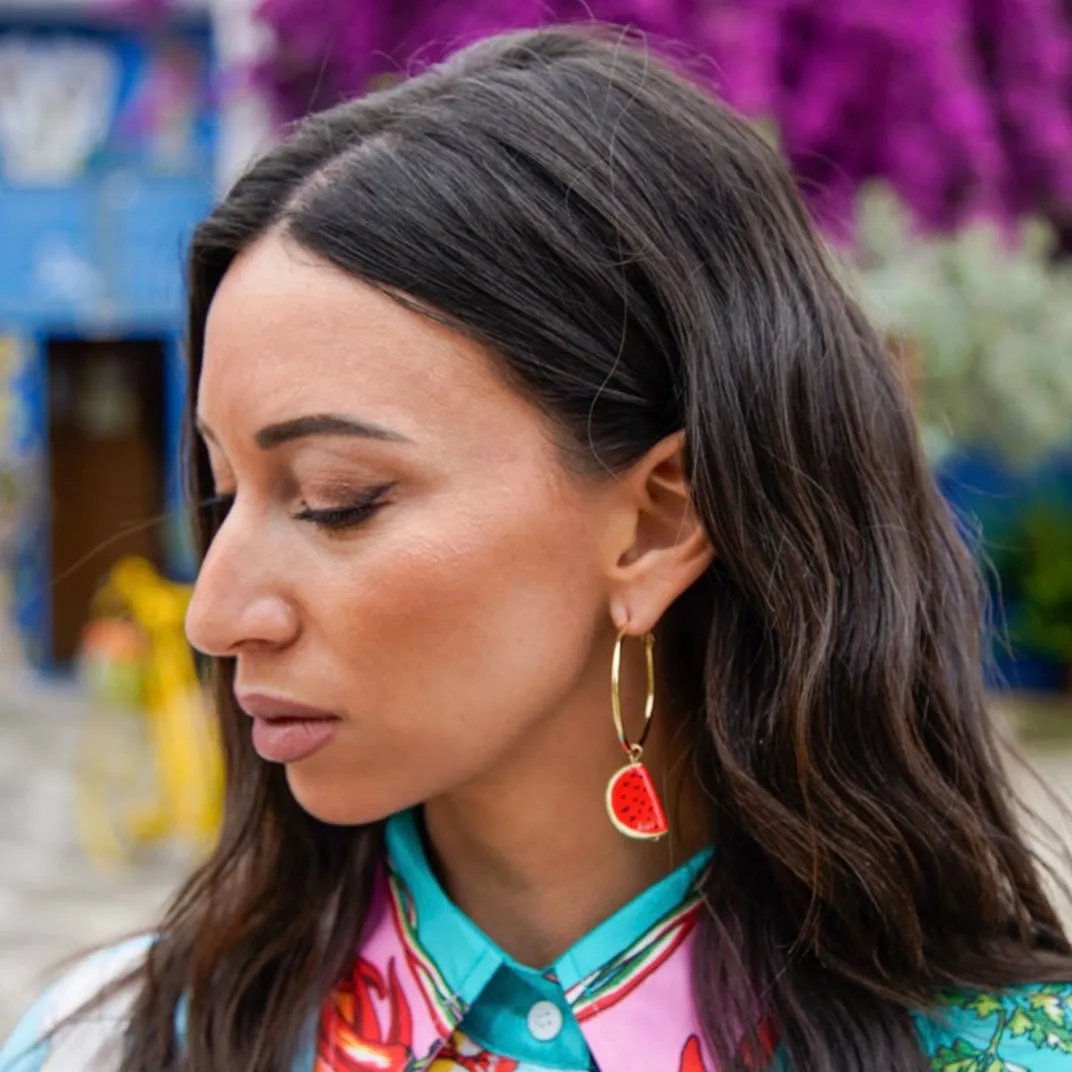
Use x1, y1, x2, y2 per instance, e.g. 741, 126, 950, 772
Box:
339, 492, 602, 718
290, 483, 606, 815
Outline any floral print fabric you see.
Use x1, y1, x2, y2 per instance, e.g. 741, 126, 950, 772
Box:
313, 851, 1072, 1072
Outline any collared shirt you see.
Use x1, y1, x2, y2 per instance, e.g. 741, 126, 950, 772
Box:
316, 809, 715, 1071
3, 809, 1072, 1071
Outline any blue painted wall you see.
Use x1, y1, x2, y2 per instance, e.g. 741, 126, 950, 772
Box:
0, 12, 215, 665
937, 448, 1072, 691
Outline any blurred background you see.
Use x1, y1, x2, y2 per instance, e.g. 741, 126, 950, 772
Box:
1, 0, 1071, 1038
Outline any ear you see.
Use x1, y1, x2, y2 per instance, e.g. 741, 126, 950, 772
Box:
606, 431, 715, 636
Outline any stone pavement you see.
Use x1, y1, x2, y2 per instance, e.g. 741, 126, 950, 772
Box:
0, 670, 185, 1038
0, 673, 1069, 1040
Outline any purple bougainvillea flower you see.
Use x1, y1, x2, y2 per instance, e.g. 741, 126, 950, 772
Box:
101, 0, 1072, 235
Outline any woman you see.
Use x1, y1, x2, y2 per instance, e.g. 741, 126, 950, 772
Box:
3, 24, 1071, 1072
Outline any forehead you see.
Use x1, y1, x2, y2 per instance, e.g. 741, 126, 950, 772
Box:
199, 233, 530, 445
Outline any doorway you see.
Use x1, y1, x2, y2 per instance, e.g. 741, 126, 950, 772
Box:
48, 337, 166, 664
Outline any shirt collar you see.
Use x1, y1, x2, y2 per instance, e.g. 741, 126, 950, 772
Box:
344, 807, 714, 1070
385, 807, 712, 996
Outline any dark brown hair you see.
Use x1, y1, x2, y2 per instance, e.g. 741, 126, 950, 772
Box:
97, 24, 1071, 1072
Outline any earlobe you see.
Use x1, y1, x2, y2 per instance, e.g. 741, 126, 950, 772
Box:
609, 432, 715, 635
615, 528, 713, 636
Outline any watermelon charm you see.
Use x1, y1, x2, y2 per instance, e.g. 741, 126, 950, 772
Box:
605, 760, 668, 840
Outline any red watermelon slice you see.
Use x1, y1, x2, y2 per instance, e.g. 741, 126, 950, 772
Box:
605, 762, 668, 840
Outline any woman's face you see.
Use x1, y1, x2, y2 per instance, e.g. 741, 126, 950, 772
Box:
187, 233, 623, 825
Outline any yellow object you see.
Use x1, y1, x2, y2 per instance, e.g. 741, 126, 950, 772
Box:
74, 556, 223, 868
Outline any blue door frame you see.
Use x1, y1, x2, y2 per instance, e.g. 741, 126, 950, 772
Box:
0, 13, 215, 669
10, 320, 190, 671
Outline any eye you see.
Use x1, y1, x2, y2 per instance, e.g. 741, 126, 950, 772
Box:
292, 483, 394, 532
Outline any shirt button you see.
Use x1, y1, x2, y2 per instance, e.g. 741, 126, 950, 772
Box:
526, 999, 564, 1042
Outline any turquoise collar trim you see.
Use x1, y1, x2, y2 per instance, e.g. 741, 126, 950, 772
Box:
552, 843, 712, 989
384, 808, 713, 1003
385, 809, 503, 1005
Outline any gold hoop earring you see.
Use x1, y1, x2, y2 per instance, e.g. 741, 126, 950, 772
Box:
605, 630, 668, 841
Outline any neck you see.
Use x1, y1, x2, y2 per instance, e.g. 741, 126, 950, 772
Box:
420, 674, 709, 968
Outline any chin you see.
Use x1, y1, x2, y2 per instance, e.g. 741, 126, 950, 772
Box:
283, 765, 407, 827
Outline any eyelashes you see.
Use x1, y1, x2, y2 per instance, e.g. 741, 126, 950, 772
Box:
199, 482, 394, 534
291, 482, 393, 531
294, 482, 395, 531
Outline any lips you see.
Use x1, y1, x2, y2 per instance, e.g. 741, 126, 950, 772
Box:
237, 693, 341, 764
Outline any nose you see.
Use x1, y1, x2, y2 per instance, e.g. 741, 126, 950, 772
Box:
184, 507, 299, 658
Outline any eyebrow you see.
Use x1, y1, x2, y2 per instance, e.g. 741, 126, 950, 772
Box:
195, 413, 411, 450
